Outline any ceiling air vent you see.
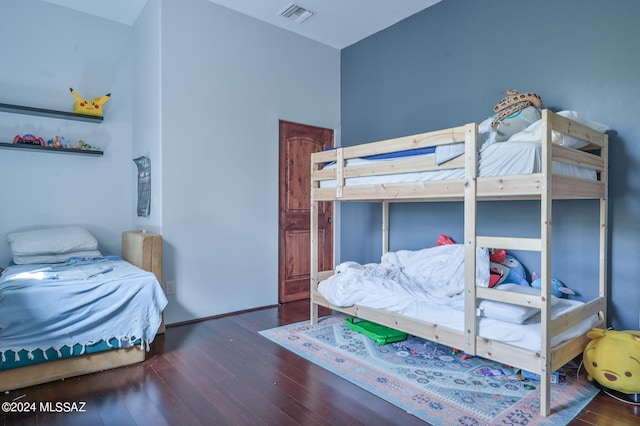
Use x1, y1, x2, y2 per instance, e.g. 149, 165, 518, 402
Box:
278, 2, 314, 23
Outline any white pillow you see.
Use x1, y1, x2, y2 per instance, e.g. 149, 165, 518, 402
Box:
506, 110, 609, 148
13, 250, 103, 265
556, 110, 610, 148
478, 283, 559, 324
7, 226, 98, 256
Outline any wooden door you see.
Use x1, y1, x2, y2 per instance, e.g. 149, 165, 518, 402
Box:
279, 120, 333, 303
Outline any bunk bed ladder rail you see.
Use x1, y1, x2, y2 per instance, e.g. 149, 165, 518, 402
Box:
310, 194, 319, 325
466, 112, 556, 416
535, 109, 608, 416
466, 110, 611, 417
539, 109, 554, 417
463, 113, 549, 415
310, 151, 321, 325
463, 122, 479, 357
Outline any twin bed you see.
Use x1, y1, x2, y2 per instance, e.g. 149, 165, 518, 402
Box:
0, 227, 167, 391
310, 109, 609, 417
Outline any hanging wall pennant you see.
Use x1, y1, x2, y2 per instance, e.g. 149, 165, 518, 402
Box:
133, 156, 151, 217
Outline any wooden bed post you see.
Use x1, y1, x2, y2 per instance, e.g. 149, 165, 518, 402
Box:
463, 123, 478, 356
539, 109, 554, 416
382, 201, 389, 255
599, 134, 609, 326
336, 147, 344, 199
122, 231, 165, 334
310, 159, 320, 325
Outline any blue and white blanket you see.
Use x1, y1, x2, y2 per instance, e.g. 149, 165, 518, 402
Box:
0, 255, 168, 363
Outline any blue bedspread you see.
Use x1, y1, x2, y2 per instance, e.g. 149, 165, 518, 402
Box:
324, 146, 436, 161
0, 255, 168, 362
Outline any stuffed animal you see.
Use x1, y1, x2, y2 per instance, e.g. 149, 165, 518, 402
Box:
491, 90, 542, 142
583, 328, 640, 395
488, 254, 528, 287
530, 272, 575, 298
500, 255, 528, 286
493, 106, 541, 142
489, 262, 508, 287
69, 87, 111, 116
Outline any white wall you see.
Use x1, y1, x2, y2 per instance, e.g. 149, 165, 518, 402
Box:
0, 0, 135, 263
158, 0, 341, 323
132, 0, 162, 234
0, 0, 341, 326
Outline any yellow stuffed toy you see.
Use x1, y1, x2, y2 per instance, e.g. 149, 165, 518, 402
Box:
69, 88, 110, 116
583, 328, 640, 394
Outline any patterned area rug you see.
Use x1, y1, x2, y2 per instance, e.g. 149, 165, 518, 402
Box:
260, 314, 599, 426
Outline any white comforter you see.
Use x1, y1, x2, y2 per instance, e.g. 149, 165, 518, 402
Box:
319, 244, 489, 308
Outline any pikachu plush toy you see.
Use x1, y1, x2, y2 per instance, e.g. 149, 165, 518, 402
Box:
69, 88, 110, 116
583, 328, 640, 397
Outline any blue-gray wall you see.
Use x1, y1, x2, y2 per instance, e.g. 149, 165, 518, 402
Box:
340, 0, 639, 330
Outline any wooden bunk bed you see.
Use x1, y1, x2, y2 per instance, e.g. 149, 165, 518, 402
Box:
0, 231, 165, 392
309, 109, 608, 417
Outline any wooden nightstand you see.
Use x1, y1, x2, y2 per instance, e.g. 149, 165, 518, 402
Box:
122, 230, 165, 334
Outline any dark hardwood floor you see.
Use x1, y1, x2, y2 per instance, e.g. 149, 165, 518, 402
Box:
2, 300, 639, 425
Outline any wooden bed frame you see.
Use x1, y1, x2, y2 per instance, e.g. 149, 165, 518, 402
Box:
310, 109, 608, 417
0, 231, 164, 392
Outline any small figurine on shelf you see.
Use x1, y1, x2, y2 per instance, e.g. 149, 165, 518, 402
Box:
13, 134, 45, 146
46, 136, 66, 148
76, 140, 100, 151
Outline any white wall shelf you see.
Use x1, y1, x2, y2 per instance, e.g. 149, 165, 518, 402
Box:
0, 102, 104, 156
0, 102, 103, 123
0, 142, 103, 156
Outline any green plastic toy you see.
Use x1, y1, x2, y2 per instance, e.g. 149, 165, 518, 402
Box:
345, 318, 408, 345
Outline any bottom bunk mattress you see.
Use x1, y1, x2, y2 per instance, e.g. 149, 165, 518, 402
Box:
317, 245, 598, 352
0, 255, 168, 369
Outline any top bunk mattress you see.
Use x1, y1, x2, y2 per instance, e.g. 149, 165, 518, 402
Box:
319, 140, 597, 188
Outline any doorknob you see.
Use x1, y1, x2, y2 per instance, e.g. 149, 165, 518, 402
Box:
327, 217, 332, 224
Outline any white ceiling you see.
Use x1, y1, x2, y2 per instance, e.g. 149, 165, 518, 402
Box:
40, 0, 441, 49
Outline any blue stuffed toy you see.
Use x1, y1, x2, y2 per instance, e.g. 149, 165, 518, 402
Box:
530, 272, 575, 298
500, 255, 529, 286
